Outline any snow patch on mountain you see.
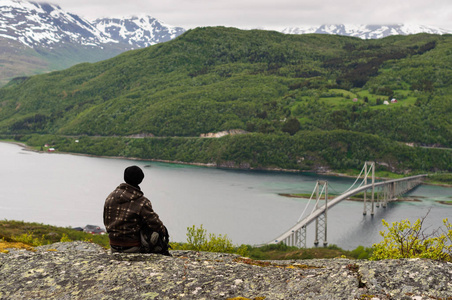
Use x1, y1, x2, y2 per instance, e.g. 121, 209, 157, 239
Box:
2, 0, 450, 50
0, 0, 114, 47
0, 0, 185, 49
281, 24, 452, 39
93, 15, 185, 48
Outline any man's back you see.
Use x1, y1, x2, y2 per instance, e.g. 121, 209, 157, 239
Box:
104, 183, 147, 246
103, 166, 166, 253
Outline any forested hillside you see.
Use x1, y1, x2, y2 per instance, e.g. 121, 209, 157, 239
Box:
0, 27, 451, 173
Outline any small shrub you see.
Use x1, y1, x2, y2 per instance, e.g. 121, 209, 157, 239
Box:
176, 225, 248, 256
349, 245, 373, 259
11, 232, 46, 247
185, 224, 208, 251
370, 216, 452, 261
327, 244, 340, 250
60, 233, 72, 243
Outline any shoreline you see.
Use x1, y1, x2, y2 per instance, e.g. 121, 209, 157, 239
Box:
437, 201, 452, 206
2, 140, 452, 186
0, 140, 326, 174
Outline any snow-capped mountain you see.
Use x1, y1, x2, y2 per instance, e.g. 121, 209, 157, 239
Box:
0, 0, 113, 48
93, 16, 185, 48
0, 0, 185, 49
281, 24, 452, 39
0, 0, 186, 86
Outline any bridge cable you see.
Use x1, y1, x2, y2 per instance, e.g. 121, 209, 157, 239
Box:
328, 185, 342, 196
342, 164, 366, 193
327, 163, 368, 198
310, 183, 327, 215
355, 166, 373, 190
297, 182, 318, 223
297, 182, 327, 223
296, 164, 372, 225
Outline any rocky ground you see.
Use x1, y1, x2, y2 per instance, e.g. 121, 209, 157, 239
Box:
0, 241, 451, 299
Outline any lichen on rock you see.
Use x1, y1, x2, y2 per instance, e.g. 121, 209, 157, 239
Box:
0, 241, 451, 299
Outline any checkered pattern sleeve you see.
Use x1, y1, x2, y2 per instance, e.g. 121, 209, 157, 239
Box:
140, 198, 165, 233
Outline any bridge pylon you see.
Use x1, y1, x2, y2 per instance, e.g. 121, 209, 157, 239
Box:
314, 180, 328, 247
363, 161, 375, 216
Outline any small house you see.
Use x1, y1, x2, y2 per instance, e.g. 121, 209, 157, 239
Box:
48, 148, 55, 152
383, 101, 389, 105
83, 225, 106, 235
391, 98, 397, 103
352, 98, 358, 102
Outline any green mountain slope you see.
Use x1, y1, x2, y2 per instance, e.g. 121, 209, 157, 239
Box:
0, 27, 451, 173
0, 38, 126, 87
0, 39, 49, 86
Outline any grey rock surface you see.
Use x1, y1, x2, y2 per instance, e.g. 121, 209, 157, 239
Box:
0, 241, 451, 299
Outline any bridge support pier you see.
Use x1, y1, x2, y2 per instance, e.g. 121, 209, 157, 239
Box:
363, 161, 375, 216
314, 180, 328, 247
297, 226, 307, 248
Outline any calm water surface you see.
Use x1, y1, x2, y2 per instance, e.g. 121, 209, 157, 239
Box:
1, 142, 451, 249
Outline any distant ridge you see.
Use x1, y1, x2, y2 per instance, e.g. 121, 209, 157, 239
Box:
0, 0, 109, 47
1, 0, 450, 87
281, 24, 452, 39
0, 0, 185, 49
0, 0, 185, 85
93, 15, 185, 48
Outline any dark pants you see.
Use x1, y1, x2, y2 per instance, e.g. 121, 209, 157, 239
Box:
110, 228, 170, 255
110, 245, 141, 253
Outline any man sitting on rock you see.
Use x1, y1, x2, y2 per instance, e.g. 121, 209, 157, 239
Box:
103, 165, 170, 255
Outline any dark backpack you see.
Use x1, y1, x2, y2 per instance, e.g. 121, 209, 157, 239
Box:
140, 225, 171, 256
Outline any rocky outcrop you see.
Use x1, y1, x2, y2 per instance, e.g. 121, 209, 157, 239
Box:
0, 241, 451, 299
200, 130, 247, 138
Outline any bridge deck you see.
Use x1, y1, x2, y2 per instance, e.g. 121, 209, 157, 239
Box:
269, 174, 427, 244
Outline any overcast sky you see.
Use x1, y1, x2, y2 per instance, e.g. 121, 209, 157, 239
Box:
48, 0, 452, 31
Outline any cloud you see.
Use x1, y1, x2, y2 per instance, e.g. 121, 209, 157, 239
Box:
50, 0, 452, 30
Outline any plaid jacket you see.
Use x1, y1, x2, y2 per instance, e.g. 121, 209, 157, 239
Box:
103, 183, 165, 246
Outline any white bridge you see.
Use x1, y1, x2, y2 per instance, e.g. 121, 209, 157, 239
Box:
268, 162, 427, 248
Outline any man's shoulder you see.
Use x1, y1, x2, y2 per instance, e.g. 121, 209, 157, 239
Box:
105, 183, 146, 202
139, 195, 152, 204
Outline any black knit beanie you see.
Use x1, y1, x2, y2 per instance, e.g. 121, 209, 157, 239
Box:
124, 165, 144, 187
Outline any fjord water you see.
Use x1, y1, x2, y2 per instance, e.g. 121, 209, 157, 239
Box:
1, 142, 451, 249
